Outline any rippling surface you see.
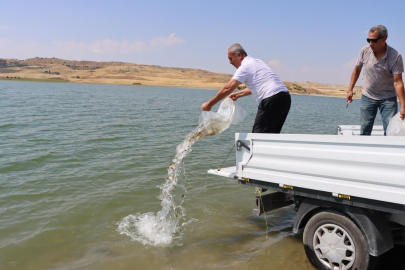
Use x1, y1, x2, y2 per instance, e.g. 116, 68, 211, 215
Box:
0, 81, 383, 269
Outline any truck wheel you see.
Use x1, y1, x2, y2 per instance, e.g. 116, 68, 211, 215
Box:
303, 210, 370, 270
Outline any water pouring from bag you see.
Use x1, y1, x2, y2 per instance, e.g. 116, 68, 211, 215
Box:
117, 98, 248, 246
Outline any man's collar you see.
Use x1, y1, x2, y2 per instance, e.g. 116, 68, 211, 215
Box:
381, 44, 390, 60
371, 43, 389, 60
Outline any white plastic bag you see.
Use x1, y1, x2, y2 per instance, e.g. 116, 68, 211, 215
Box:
387, 112, 405, 136
199, 98, 248, 136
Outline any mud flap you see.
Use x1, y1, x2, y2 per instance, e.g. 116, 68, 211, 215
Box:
253, 191, 294, 216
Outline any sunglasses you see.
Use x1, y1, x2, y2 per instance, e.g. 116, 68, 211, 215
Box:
367, 36, 384, 43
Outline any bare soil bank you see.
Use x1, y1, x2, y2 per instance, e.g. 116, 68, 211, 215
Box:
0, 57, 362, 97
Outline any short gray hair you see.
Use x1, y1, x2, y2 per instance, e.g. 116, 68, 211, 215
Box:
228, 43, 247, 56
370, 25, 388, 38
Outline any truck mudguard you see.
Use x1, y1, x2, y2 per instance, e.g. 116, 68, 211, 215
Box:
293, 198, 393, 256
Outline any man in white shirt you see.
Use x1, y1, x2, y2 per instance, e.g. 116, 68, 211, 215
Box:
201, 43, 291, 133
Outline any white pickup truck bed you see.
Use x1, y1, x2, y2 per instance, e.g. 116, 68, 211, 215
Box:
209, 125, 405, 213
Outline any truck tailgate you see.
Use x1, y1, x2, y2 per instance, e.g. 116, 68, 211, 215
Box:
208, 166, 237, 178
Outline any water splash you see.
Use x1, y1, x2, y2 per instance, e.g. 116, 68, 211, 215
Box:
117, 119, 231, 246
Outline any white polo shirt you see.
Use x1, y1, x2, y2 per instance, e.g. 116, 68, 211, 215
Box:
232, 56, 288, 104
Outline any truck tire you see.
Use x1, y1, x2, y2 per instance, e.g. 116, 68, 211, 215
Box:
303, 210, 370, 270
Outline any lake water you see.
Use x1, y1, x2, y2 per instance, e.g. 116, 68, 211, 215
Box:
0, 81, 391, 270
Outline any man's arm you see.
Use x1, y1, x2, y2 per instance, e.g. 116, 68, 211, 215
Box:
229, 88, 252, 101
394, 73, 405, 120
201, 79, 241, 111
347, 65, 362, 102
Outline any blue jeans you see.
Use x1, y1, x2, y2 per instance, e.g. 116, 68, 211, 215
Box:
360, 95, 398, 136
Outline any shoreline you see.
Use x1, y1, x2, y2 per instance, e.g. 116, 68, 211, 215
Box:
0, 77, 362, 99
0, 77, 222, 90
0, 77, 219, 90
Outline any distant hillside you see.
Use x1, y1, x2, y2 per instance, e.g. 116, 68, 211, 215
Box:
0, 57, 234, 89
0, 57, 362, 97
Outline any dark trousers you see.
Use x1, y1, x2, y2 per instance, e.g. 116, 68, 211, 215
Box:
252, 91, 291, 133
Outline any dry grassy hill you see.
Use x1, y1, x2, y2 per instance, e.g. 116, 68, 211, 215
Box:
0, 57, 233, 89
0, 57, 361, 97
284, 81, 362, 98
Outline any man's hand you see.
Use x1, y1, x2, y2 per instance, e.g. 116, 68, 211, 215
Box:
229, 88, 252, 101
347, 66, 361, 102
201, 79, 241, 111
347, 90, 354, 102
400, 107, 405, 120
229, 92, 239, 101
201, 102, 213, 111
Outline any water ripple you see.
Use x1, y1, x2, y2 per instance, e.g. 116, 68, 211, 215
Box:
0, 81, 385, 270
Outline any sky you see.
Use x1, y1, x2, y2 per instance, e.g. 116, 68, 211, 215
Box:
1, 0, 404, 85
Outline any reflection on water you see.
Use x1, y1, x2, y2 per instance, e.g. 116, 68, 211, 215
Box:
0, 81, 392, 270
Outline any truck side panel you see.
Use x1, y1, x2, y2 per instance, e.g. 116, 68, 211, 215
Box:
235, 133, 405, 206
